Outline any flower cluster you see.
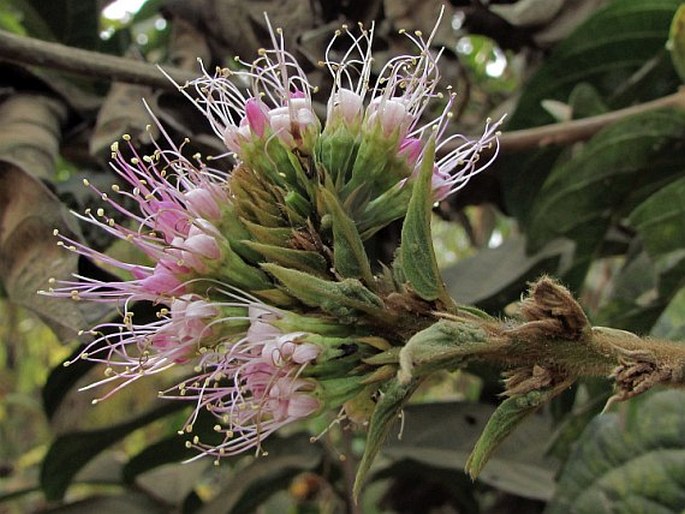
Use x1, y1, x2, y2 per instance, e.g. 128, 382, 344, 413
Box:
46, 12, 501, 460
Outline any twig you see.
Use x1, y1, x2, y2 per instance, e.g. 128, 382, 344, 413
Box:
2, 31, 685, 151
0, 30, 197, 91
496, 89, 685, 152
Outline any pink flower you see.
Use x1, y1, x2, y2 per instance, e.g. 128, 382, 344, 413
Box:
172, 20, 320, 158
327, 88, 364, 127
165, 309, 325, 459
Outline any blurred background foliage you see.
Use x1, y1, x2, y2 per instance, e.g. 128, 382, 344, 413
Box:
1, 0, 685, 513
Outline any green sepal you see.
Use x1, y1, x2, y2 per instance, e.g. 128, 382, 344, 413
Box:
363, 346, 401, 366
358, 183, 413, 239
668, 4, 685, 82
287, 147, 316, 198
217, 204, 262, 264
262, 263, 385, 321
319, 187, 374, 285
252, 288, 298, 308
317, 376, 366, 407
243, 241, 328, 276
304, 343, 370, 379
315, 124, 360, 188
397, 319, 490, 383
231, 177, 285, 228
240, 218, 294, 246
399, 137, 445, 301
243, 137, 305, 195
343, 126, 410, 201
465, 389, 552, 479
353, 377, 420, 500
275, 311, 354, 338
285, 190, 313, 220
211, 240, 272, 292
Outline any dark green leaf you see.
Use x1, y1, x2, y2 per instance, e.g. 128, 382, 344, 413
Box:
26, 0, 98, 49
596, 178, 685, 332
508, 0, 682, 131
399, 138, 445, 302
353, 378, 419, 500
196, 433, 323, 514
501, 0, 682, 222
41, 402, 184, 500
443, 235, 574, 313
123, 410, 222, 483
630, 176, 685, 258
382, 402, 558, 501
36, 493, 168, 514
546, 390, 685, 513
526, 110, 685, 284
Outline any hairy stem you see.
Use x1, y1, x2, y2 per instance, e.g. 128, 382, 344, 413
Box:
398, 277, 685, 403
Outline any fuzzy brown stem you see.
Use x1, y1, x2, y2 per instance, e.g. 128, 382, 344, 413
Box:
398, 278, 685, 402
478, 278, 685, 400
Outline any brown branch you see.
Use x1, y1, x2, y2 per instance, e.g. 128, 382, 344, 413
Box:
497, 88, 685, 152
0, 30, 197, 91
2, 31, 685, 152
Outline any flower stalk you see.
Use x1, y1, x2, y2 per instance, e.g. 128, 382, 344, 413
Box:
41, 9, 685, 500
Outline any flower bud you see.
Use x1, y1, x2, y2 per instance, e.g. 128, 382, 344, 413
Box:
184, 187, 222, 220
328, 87, 364, 127
365, 97, 410, 138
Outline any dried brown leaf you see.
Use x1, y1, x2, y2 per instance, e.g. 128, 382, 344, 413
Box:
0, 162, 112, 341
0, 93, 67, 180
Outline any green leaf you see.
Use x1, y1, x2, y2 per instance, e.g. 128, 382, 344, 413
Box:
443, 235, 575, 313
527, 110, 685, 283
41, 402, 183, 500
595, 178, 685, 332
242, 240, 328, 276
501, 0, 682, 221
546, 390, 685, 513
465, 391, 555, 480
122, 410, 222, 482
630, 176, 685, 259
508, 0, 682, 131
26, 0, 99, 49
381, 402, 558, 501
353, 378, 419, 500
262, 263, 385, 321
319, 188, 374, 285
399, 138, 445, 302
668, 4, 685, 81
35, 493, 168, 514
196, 434, 323, 514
